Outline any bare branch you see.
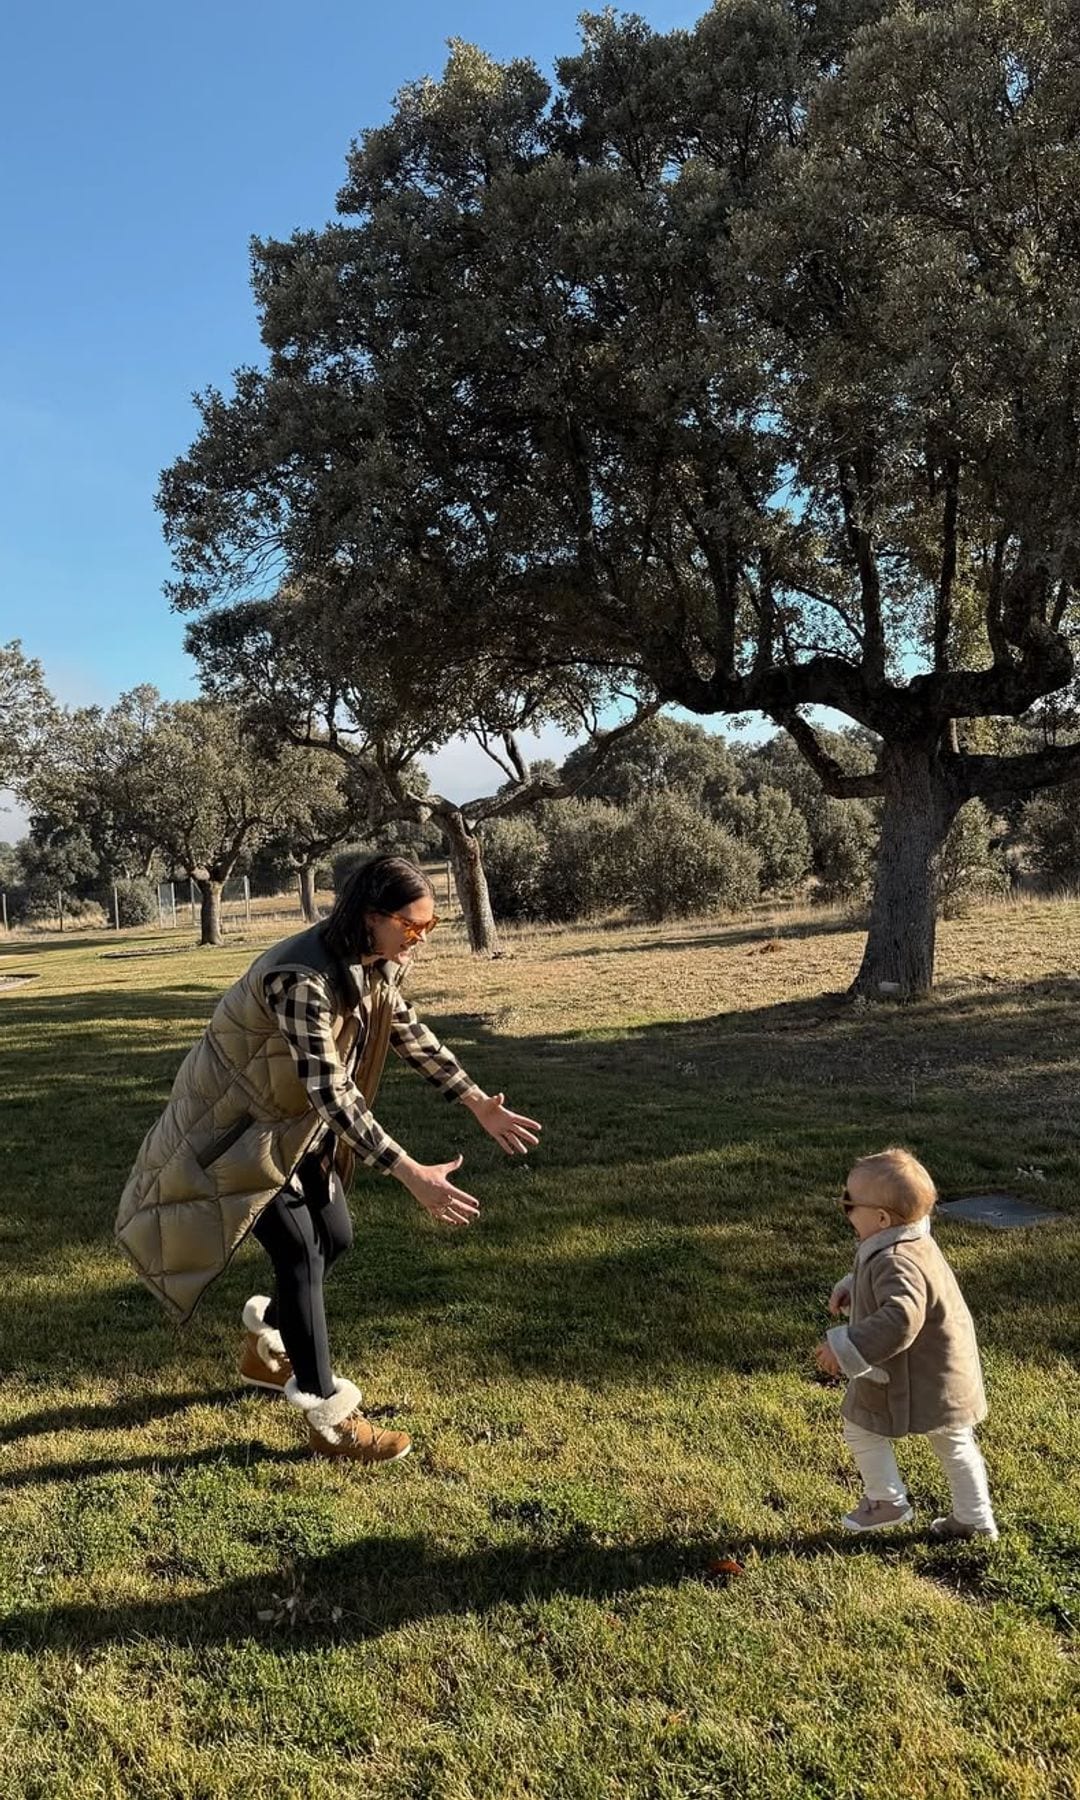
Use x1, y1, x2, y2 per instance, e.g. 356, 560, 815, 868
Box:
471, 729, 520, 784
464, 695, 663, 823
503, 733, 529, 784
1051, 578, 1072, 633
786, 581, 864, 651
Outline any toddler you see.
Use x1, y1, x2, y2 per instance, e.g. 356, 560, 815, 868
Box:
815, 1148, 998, 1539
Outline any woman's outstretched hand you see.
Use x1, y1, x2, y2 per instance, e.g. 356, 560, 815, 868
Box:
393, 1154, 481, 1227
463, 1091, 542, 1156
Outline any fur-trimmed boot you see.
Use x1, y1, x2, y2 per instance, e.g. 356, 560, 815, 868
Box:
239, 1296, 293, 1394
285, 1377, 411, 1465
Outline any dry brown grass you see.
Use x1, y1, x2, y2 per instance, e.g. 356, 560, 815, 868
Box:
404, 891, 1080, 1034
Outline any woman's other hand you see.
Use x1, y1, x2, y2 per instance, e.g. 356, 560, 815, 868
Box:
463, 1091, 542, 1155
393, 1154, 481, 1226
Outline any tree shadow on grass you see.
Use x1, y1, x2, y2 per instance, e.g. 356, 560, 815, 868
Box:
0, 932, 251, 963
554, 913, 862, 959
0, 934, 119, 961
0, 1387, 241, 1446
0, 984, 227, 1274
1, 979, 1077, 1393
0, 1523, 947, 1654
0, 1439, 301, 1492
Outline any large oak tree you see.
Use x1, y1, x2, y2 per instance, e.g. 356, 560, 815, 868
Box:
161, 0, 1080, 993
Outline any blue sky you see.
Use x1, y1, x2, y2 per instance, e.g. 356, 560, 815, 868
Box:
0, 0, 736, 833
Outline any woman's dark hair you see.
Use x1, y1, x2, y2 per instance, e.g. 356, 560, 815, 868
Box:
321, 854, 435, 961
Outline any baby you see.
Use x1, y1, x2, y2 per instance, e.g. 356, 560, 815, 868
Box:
815, 1147, 998, 1539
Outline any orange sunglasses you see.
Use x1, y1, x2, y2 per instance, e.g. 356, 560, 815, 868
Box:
381, 910, 441, 942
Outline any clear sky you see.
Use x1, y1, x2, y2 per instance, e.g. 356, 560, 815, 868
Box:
0, 0, 729, 836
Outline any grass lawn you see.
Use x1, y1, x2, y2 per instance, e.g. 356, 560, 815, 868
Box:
0, 901, 1078, 1799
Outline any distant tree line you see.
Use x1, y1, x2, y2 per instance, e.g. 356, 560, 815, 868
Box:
6, 653, 1080, 944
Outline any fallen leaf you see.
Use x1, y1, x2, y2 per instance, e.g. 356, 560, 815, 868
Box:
706, 1557, 744, 1580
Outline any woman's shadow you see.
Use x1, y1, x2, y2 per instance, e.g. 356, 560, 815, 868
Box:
2, 1522, 892, 1654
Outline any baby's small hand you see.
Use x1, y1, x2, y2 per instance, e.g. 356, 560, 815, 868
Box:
828, 1277, 853, 1317
815, 1340, 843, 1379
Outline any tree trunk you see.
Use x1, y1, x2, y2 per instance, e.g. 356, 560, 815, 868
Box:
298, 862, 318, 924
198, 878, 224, 947
851, 740, 961, 1000
438, 809, 499, 954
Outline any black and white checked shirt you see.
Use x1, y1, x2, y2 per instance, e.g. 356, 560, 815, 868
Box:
264, 964, 482, 1173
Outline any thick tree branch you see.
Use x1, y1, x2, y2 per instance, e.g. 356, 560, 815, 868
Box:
772, 709, 884, 799
909, 637, 1074, 723
838, 446, 885, 684
657, 653, 874, 728
960, 742, 1080, 803
935, 452, 960, 672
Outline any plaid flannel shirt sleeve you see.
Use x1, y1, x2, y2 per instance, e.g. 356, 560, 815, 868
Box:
264, 970, 405, 1172
389, 987, 484, 1103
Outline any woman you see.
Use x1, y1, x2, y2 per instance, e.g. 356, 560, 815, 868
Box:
116, 855, 541, 1465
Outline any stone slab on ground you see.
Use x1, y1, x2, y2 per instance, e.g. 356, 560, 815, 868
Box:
937, 1193, 1067, 1230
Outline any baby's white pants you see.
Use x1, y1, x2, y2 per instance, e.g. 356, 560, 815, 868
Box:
842, 1417, 996, 1530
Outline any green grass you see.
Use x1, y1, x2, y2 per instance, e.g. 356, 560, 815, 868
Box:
0, 904, 1078, 1798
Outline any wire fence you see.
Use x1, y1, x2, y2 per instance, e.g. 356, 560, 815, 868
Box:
1, 862, 459, 938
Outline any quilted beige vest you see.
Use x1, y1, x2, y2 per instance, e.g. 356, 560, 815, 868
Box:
115, 925, 398, 1324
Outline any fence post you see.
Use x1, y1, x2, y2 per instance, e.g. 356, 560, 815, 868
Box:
190, 879, 197, 926
169, 881, 177, 928
57, 891, 64, 932
244, 875, 251, 927
446, 861, 452, 910
157, 885, 164, 929
113, 885, 120, 932
1, 892, 7, 932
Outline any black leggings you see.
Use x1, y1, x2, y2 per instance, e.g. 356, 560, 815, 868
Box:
251, 1151, 353, 1399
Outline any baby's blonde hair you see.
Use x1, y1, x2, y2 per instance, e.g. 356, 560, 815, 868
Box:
850, 1147, 937, 1223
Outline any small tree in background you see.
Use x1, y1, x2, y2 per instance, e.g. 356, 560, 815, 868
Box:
107, 879, 159, 928
936, 800, 1009, 918
617, 794, 761, 925
721, 785, 814, 894
95, 695, 328, 945
562, 718, 741, 816
0, 641, 54, 792
536, 801, 625, 924
267, 750, 379, 923
480, 816, 547, 923
1022, 787, 1080, 887
812, 800, 880, 906
4, 828, 102, 926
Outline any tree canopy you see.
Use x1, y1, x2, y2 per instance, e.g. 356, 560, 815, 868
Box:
1, 640, 55, 792
160, 0, 1080, 992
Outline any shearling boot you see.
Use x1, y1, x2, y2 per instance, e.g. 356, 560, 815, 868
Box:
239, 1296, 293, 1394
285, 1377, 411, 1465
